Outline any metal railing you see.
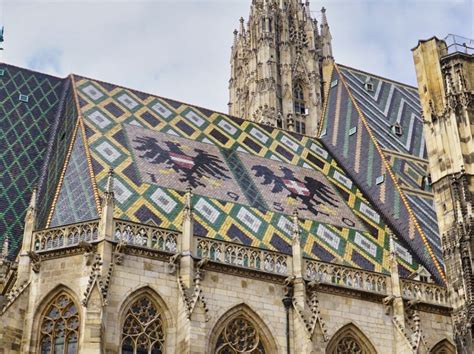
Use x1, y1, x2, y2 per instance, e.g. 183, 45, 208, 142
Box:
443, 34, 474, 56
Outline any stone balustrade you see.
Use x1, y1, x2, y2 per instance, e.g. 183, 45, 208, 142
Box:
33, 220, 100, 252
304, 259, 389, 295
32, 219, 450, 307
400, 278, 448, 306
195, 237, 289, 275
114, 219, 178, 253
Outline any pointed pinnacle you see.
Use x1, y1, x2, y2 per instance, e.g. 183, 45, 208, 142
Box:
292, 209, 300, 235
2, 235, 9, 258
106, 168, 114, 194
29, 185, 38, 210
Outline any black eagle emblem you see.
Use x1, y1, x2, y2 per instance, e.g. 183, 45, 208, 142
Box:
133, 136, 230, 188
251, 165, 338, 216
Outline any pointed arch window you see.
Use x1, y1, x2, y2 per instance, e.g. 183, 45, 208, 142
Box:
215, 316, 266, 353
121, 296, 164, 354
430, 339, 456, 354
293, 82, 307, 134
293, 82, 306, 115
326, 324, 376, 354
39, 293, 80, 354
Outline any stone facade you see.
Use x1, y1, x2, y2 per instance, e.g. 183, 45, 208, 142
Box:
413, 35, 474, 353
0, 186, 456, 353
228, 0, 333, 135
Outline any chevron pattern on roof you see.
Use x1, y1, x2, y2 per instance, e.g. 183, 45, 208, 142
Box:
319, 64, 444, 282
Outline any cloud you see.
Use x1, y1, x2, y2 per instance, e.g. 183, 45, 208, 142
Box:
1, 0, 472, 112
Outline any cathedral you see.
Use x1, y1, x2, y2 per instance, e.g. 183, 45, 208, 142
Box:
0, 0, 472, 353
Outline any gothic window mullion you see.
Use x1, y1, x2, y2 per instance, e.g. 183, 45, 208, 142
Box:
39, 293, 80, 354
121, 296, 164, 354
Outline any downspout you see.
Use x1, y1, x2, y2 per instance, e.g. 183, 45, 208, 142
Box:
282, 296, 292, 354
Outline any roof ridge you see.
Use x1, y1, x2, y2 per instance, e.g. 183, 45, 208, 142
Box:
336, 63, 419, 91
70, 74, 102, 215
0, 61, 67, 80
334, 63, 446, 284
71, 73, 318, 140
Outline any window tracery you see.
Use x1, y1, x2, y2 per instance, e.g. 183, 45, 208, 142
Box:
39, 293, 80, 354
293, 82, 307, 134
334, 336, 363, 354
215, 316, 266, 354
121, 296, 164, 354
326, 324, 376, 354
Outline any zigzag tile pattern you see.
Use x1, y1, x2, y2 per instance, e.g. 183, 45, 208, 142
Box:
320, 66, 443, 282
338, 66, 427, 159
0, 64, 65, 258
36, 84, 79, 228
49, 128, 98, 226
338, 65, 443, 276
65, 75, 427, 276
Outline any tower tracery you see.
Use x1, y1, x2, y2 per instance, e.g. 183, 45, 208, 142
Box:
229, 0, 333, 135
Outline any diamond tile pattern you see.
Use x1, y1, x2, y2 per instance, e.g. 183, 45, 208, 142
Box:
69, 75, 428, 276
0, 64, 65, 258
1, 64, 439, 280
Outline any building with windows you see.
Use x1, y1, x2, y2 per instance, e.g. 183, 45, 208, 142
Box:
0, 1, 470, 353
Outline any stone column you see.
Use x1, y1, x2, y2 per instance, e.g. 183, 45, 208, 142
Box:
388, 235, 412, 354
82, 169, 115, 353
16, 187, 37, 285
290, 210, 314, 353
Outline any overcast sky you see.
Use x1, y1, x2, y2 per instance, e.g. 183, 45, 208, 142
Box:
0, 0, 472, 113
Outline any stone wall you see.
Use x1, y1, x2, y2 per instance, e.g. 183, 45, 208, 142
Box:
0, 242, 455, 354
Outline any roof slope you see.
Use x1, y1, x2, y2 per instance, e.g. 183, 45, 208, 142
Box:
0, 64, 67, 257
44, 73, 434, 277
1, 63, 443, 282
319, 64, 444, 282
336, 66, 441, 257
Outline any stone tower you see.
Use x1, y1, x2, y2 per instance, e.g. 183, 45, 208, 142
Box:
228, 0, 333, 135
413, 35, 474, 353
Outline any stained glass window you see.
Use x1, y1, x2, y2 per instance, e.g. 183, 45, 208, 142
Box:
215, 316, 266, 354
121, 296, 164, 354
39, 293, 79, 354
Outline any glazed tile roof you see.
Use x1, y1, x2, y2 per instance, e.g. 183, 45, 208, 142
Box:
0, 62, 445, 283
319, 63, 444, 282
0, 64, 68, 258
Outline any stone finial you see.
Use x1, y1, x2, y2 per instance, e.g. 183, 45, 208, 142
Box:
184, 185, 193, 219
28, 186, 38, 211
292, 209, 300, 239
1, 235, 9, 259
389, 232, 397, 259
239, 17, 245, 34
105, 168, 115, 196
321, 7, 327, 24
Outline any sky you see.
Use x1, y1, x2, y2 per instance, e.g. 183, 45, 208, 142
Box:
0, 0, 472, 113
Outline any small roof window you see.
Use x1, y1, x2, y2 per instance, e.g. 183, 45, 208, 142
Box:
19, 93, 29, 103
364, 78, 374, 92
349, 126, 357, 136
376, 174, 385, 185
0, 69, 5, 76
391, 123, 403, 137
